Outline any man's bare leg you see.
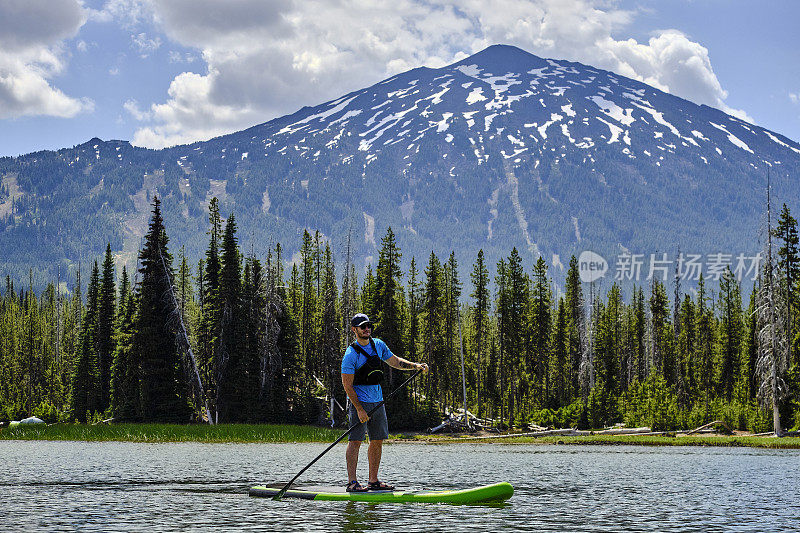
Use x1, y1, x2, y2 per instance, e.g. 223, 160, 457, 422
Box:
346, 440, 361, 482
367, 439, 382, 483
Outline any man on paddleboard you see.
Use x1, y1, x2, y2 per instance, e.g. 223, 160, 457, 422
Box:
341, 313, 428, 492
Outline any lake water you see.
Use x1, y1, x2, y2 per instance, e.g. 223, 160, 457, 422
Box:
1, 441, 798, 532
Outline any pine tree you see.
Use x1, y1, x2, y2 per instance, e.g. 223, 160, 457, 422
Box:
470, 250, 490, 417
509, 248, 529, 422
551, 297, 570, 407
237, 255, 264, 421
375, 228, 403, 356
496, 248, 528, 425
110, 266, 139, 420
176, 246, 193, 319
741, 285, 759, 401
596, 283, 622, 395
442, 251, 461, 408
632, 287, 647, 383
678, 294, 697, 399
319, 244, 342, 422
695, 275, 715, 420
197, 198, 222, 419
774, 203, 799, 412
375, 229, 411, 421
288, 263, 301, 319
423, 251, 445, 409
71, 261, 101, 422
341, 230, 356, 350
216, 213, 242, 422
405, 257, 422, 414
361, 265, 376, 319
495, 257, 508, 425
97, 244, 116, 412
565, 256, 586, 400
529, 257, 551, 406
649, 279, 673, 384
263, 244, 292, 422
132, 196, 192, 422
276, 279, 301, 423
299, 230, 317, 379
775, 206, 799, 318
716, 268, 743, 401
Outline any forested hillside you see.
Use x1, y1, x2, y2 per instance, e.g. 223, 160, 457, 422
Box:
2, 197, 798, 434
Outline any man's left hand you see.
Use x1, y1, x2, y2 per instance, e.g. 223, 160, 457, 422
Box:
416, 363, 429, 373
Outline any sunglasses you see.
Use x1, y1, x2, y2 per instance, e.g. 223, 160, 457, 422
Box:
357, 323, 373, 330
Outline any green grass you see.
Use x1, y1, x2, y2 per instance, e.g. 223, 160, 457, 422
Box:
417, 433, 800, 449
4, 424, 800, 448
0, 423, 343, 443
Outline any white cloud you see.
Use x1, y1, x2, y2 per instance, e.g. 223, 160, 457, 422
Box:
131, 70, 250, 148
0, 0, 93, 119
89, 0, 150, 29
791, 93, 799, 104
131, 32, 162, 57
123, 99, 151, 121
602, 30, 752, 122
168, 51, 196, 63
128, 0, 756, 147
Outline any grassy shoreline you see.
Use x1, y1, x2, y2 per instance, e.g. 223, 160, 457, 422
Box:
411, 433, 800, 449
0, 423, 343, 443
2, 423, 800, 448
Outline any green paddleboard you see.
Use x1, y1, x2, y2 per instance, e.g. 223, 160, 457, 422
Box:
249, 482, 513, 504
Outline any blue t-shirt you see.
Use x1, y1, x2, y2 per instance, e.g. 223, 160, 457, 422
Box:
341, 337, 393, 403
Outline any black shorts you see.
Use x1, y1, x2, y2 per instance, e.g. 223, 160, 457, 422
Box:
348, 401, 389, 441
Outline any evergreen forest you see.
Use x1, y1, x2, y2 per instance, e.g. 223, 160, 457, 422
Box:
1, 197, 799, 435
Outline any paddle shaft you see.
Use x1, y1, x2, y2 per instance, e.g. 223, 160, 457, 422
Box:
272, 368, 422, 500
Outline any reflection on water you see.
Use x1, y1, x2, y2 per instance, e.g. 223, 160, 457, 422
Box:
1, 441, 799, 532
340, 502, 379, 533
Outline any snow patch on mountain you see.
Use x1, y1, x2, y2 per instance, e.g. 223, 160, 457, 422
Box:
763, 130, 800, 155
710, 122, 754, 153
588, 96, 635, 126
466, 87, 487, 105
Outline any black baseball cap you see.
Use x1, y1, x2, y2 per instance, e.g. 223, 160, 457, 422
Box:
351, 313, 372, 328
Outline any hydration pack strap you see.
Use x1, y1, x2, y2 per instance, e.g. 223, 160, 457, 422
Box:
350, 338, 378, 359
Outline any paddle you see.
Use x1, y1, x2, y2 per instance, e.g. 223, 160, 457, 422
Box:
272, 368, 423, 500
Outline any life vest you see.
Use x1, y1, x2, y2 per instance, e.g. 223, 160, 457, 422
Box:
351, 338, 385, 386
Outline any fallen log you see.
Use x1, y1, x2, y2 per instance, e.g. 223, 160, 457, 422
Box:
685, 420, 732, 435
594, 427, 652, 435
439, 428, 582, 441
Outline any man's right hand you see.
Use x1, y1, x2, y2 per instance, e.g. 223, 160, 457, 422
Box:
357, 407, 369, 423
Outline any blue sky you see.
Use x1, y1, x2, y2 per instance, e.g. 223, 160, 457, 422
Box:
1, 0, 798, 157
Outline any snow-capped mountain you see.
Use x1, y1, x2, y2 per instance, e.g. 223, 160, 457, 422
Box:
2, 45, 798, 285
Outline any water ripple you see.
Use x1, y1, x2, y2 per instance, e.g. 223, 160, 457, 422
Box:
1, 441, 798, 532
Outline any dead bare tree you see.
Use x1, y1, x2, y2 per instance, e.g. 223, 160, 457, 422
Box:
756, 169, 788, 436
157, 246, 213, 424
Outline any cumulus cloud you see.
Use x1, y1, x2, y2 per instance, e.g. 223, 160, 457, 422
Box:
123, 99, 151, 120
0, 0, 93, 119
602, 30, 752, 121
131, 70, 251, 148
127, 0, 753, 147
